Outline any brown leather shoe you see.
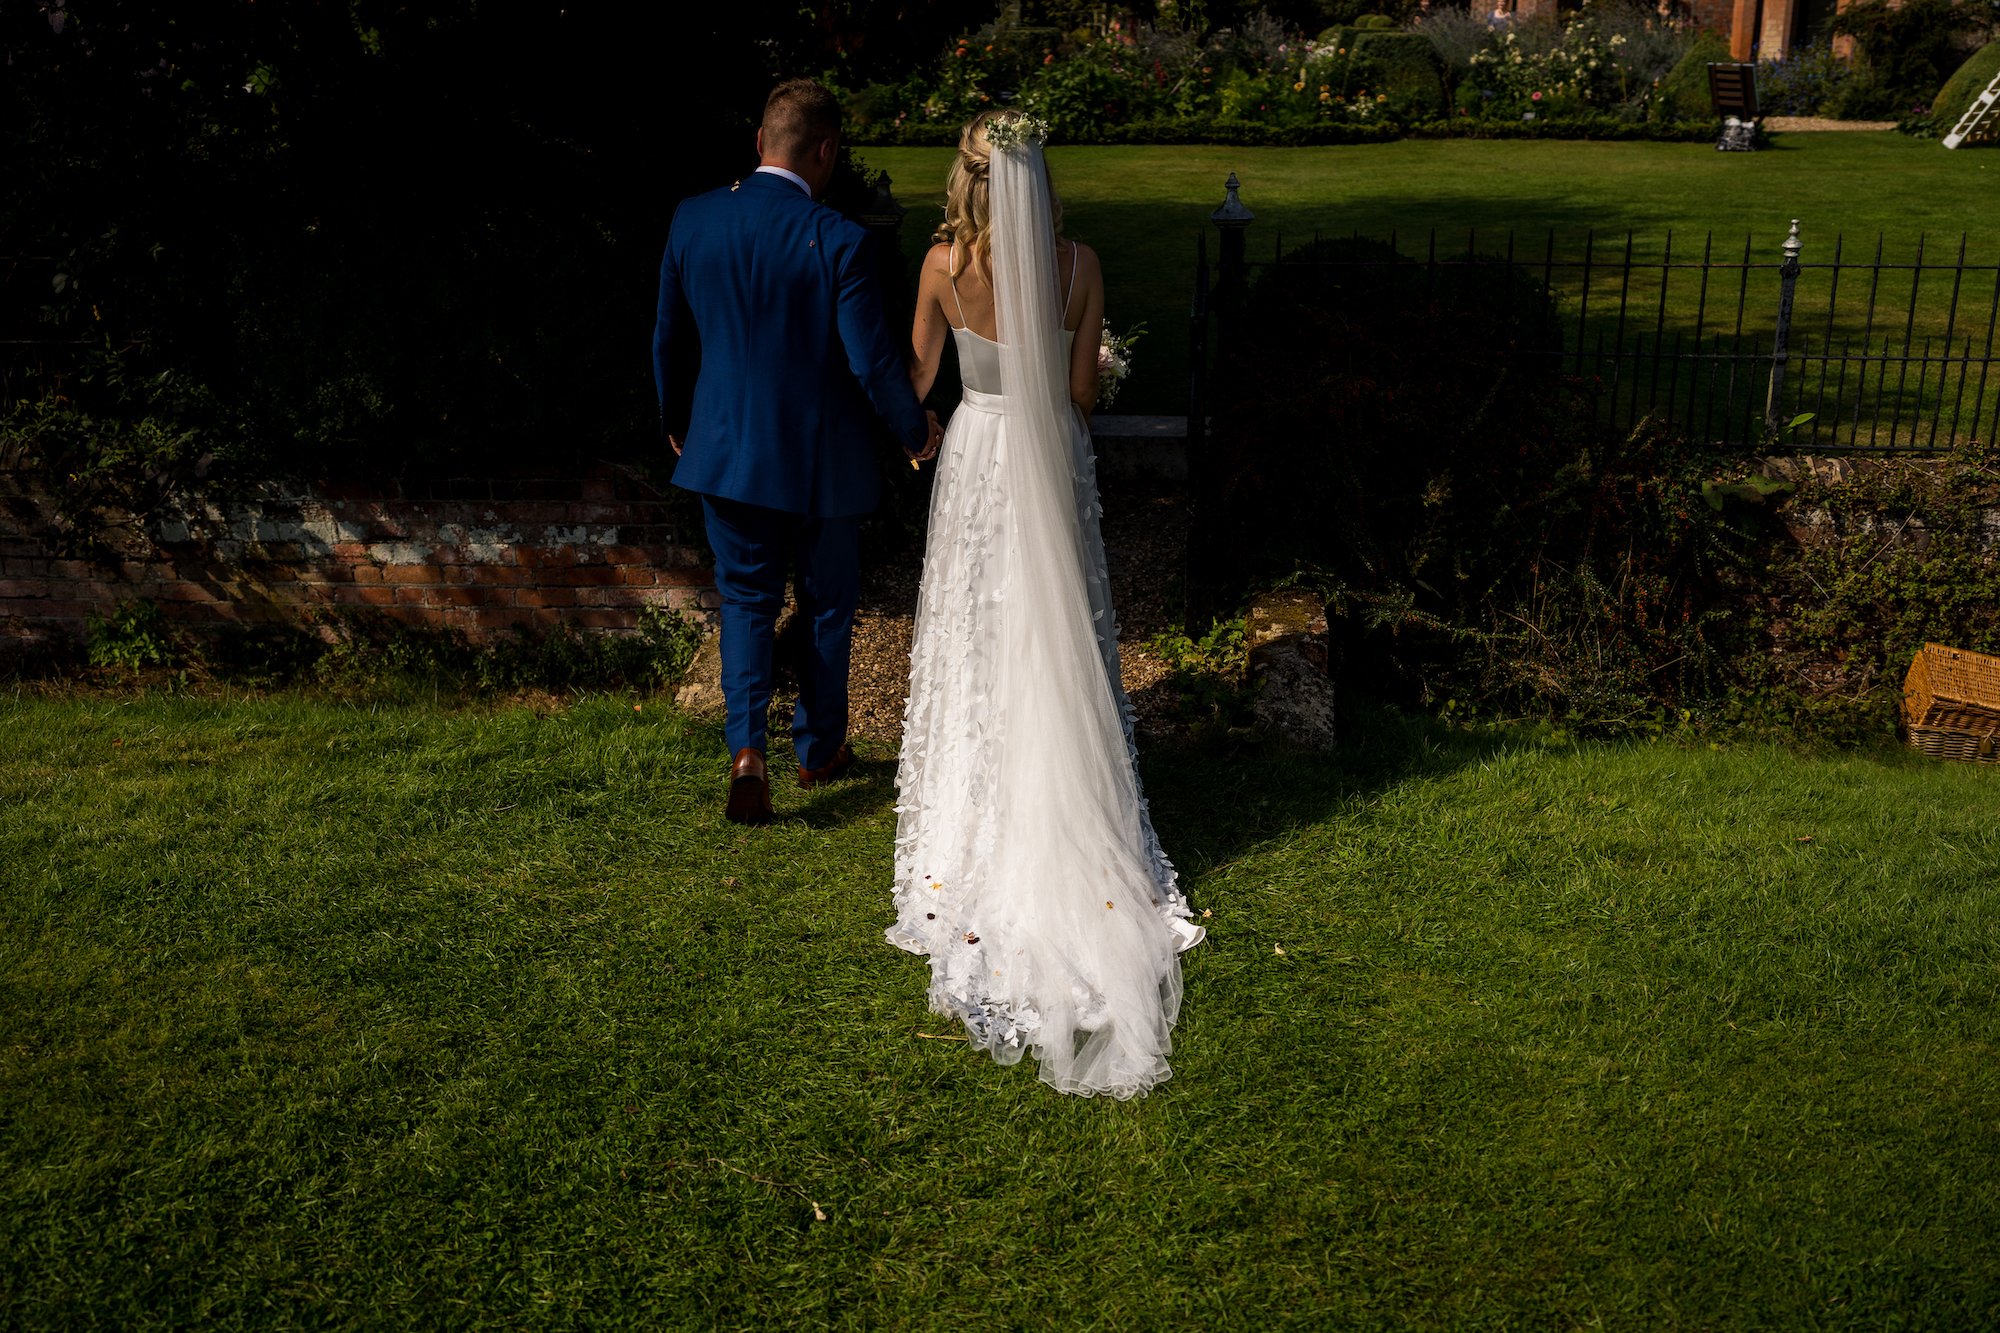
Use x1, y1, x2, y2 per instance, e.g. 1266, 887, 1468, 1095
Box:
724, 747, 773, 825
797, 742, 856, 790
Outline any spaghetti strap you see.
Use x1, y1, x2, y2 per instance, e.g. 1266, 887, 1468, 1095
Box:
947, 243, 970, 331
1060, 242, 1081, 322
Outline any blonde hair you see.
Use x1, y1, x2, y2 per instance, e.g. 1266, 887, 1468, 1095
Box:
931, 109, 1064, 278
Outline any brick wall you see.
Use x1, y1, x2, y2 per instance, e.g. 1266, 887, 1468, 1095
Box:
0, 464, 716, 650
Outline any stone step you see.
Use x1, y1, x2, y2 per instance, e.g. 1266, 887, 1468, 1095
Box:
1090, 414, 1187, 482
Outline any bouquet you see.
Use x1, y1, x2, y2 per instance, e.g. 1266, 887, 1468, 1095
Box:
1096, 320, 1144, 410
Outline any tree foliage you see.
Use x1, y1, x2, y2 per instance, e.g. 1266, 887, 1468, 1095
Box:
0, 0, 871, 496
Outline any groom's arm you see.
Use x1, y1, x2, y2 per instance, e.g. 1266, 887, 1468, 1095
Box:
652, 225, 695, 451
832, 230, 930, 455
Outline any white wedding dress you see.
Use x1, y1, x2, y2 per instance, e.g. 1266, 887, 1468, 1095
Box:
887, 135, 1198, 1099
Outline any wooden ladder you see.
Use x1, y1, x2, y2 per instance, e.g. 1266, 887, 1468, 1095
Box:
1943, 72, 2000, 149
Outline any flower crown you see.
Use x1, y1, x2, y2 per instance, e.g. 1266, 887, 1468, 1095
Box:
983, 113, 1050, 152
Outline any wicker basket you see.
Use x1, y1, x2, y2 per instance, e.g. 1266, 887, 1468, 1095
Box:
1904, 643, 2000, 763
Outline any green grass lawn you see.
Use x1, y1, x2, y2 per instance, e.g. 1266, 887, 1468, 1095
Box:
865, 135, 2000, 415
4, 690, 1998, 1327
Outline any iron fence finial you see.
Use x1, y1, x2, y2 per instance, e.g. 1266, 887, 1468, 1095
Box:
1783, 218, 1802, 265
1211, 173, 1254, 228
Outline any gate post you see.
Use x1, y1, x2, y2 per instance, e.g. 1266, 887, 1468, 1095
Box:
1766, 218, 1802, 435
1210, 172, 1256, 368
1186, 175, 1256, 633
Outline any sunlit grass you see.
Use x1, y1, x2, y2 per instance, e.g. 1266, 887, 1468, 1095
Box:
3, 691, 1997, 1326
866, 135, 1998, 416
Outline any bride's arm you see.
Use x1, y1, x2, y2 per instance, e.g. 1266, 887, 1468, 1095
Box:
910, 244, 952, 402
1066, 243, 1105, 421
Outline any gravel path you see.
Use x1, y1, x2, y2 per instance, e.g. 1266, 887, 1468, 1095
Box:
843, 487, 1188, 746
1763, 116, 1900, 132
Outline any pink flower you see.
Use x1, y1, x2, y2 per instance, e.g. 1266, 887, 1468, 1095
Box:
1098, 344, 1116, 373
1531, 90, 1543, 101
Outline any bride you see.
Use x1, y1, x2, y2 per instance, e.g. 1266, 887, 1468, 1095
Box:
886, 110, 1202, 1100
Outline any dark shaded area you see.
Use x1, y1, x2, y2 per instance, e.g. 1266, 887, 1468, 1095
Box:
1195, 236, 1773, 729
0, 0, 957, 511
1199, 237, 1567, 640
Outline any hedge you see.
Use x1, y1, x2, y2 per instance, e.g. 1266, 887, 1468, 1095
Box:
849, 115, 1718, 148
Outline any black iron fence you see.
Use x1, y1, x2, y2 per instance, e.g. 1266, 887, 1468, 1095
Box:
1189, 180, 2000, 456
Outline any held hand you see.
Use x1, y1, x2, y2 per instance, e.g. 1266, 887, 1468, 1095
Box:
668, 434, 684, 458
908, 410, 943, 467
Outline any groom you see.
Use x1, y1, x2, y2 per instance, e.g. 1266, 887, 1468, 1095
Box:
654, 78, 941, 825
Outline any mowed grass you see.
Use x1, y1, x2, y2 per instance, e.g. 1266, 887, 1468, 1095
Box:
2, 691, 1998, 1327
865, 135, 2000, 413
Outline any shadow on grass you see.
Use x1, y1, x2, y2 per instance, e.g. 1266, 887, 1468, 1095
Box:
789, 755, 901, 828
1139, 696, 1524, 880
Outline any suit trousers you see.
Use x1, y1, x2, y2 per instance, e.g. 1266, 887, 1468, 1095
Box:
700, 495, 860, 771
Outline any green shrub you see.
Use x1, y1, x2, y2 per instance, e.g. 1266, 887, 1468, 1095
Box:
1728, 449, 2000, 742
1832, 0, 1983, 110
1757, 41, 1870, 116
1145, 617, 1258, 731
1654, 29, 1733, 121
1351, 31, 1449, 120
1926, 38, 2000, 137
85, 600, 175, 675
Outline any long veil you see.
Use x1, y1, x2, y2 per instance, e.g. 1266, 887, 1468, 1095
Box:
973, 131, 1183, 1097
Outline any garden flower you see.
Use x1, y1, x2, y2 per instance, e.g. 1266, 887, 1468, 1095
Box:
1532, 90, 1543, 101
1321, 91, 1331, 101
1377, 93, 1387, 102
1045, 53, 1055, 64
1294, 81, 1305, 90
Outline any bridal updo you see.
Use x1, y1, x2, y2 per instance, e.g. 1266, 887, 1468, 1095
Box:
932, 109, 1064, 276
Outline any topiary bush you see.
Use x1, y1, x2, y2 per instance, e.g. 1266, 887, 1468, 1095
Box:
1351, 31, 1449, 120
1926, 38, 2000, 138
1654, 29, 1733, 122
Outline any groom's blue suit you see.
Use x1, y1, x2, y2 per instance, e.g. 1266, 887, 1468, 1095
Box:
653, 168, 929, 770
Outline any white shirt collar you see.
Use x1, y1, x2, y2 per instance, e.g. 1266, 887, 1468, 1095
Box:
754, 164, 813, 197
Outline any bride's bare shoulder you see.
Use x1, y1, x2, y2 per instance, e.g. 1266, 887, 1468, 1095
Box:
923, 241, 957, 274
1066, 239, 1102, 274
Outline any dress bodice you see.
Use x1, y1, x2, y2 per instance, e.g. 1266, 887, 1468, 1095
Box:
950, 325, 1076, 396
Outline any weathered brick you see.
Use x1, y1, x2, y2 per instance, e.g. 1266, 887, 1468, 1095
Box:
513, 542, 581, 568
333, 585, 398, 607
512, 588, 579, 609
568, 608, 640, 630
574, 586, 667, 608
151, 582, 228, 604
382, 564, 445, 585
441, 607, 538, 634
396, 584, 492, 608
0, 579, 55, 600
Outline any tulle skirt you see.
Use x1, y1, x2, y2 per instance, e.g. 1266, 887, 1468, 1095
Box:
888, 386, 1195, 1099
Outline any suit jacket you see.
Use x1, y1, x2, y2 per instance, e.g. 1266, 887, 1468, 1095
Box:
652, 170, 927, 518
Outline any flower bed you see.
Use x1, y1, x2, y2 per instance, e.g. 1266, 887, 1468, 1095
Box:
836, 6, 1713, 146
